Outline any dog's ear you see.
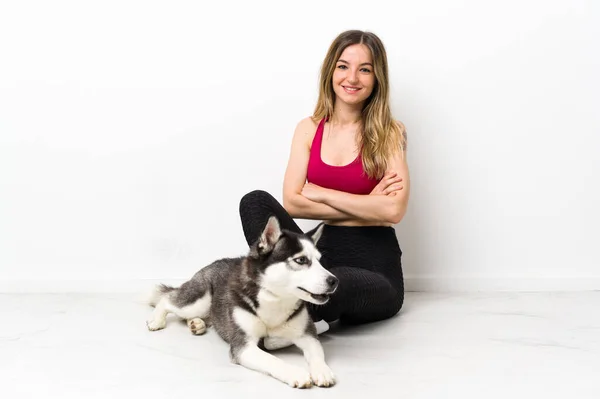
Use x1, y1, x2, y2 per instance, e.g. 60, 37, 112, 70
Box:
308, 222, 324, 245
257, 216, 281, 254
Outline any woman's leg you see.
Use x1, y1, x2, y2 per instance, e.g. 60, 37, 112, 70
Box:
308, 266, 404, 325
307, 225, 405, 326
239, 189, 304, 246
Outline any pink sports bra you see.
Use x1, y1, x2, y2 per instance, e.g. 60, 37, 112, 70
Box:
306, 118, 380, 195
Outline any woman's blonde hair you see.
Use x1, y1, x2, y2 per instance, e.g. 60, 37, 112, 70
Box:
313, 30, 407, 179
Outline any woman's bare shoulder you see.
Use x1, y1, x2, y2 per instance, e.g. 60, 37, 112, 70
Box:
394, 119, 408, 148
293, 116, 320, 148
395, 119, 407, 135
296, 115, 319, 133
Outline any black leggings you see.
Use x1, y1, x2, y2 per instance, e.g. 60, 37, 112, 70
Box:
239, 190, 404, 325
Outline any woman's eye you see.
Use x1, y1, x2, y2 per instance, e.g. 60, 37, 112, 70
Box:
336, 65, 371, 73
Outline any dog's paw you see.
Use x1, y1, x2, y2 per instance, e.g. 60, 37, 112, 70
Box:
187, 318, 206, 335
146, 318, 166, 331
279, 365, 312, 388
310, 363, 336, 387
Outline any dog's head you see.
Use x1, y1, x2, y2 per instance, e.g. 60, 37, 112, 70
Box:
249, 216, 338, 305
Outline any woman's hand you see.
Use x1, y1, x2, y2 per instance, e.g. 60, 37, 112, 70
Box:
370, 171, 404, 196
301, 182, 329, 203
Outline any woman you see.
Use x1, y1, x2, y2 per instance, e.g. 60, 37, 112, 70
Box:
239, 30, 409, 343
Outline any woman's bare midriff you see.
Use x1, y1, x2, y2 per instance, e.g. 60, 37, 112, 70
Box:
323, 219, 393, 228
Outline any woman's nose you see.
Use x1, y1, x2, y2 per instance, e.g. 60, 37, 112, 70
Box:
346, 70, 359, 83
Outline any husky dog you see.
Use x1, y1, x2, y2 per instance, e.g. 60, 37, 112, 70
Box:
145, 216, 338, 388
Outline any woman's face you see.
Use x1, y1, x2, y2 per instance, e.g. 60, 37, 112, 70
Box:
332, 44, 376, 107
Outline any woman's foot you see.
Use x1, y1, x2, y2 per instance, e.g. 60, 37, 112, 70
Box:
314, 319, 330, 334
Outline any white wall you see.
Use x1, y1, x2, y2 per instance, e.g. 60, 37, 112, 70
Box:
1, 0, 598, 292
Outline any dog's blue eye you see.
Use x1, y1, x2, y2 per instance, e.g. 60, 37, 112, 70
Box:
295, 256, 308, 264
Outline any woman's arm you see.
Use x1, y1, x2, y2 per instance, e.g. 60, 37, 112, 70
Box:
302, 149, 410, 225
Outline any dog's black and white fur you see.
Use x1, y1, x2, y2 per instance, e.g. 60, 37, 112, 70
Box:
145, 216, 338, 388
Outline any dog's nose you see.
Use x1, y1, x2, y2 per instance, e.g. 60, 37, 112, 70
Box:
326, 276, 338, 290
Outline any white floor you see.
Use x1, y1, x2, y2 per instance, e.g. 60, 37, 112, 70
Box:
2, 291, 599, 398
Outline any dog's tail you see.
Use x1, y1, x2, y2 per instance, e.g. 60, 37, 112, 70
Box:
145, 283, 177, 307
